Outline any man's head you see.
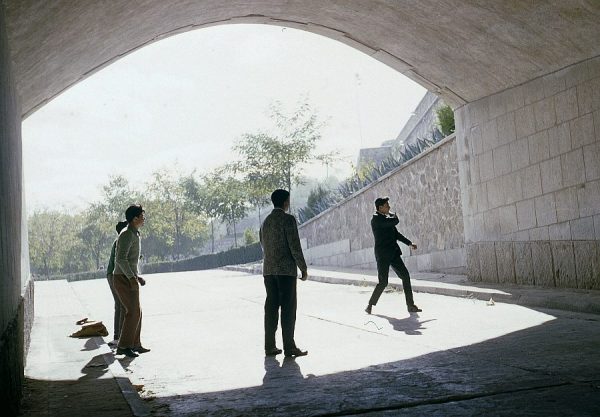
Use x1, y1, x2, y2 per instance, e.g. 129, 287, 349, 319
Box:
125, 204, 145, 228
271, 189, 290, 211
375, 197, 391, 214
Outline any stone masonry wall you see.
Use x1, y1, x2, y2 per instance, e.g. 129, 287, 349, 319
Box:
455, 56, 600, 289
298, 135, 465, 274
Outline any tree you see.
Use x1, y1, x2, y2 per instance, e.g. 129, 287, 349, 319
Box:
102, 175, 139, 221
145, 168, 209, 260
202, 169, 248, 248
244, 228, 258, 245
78, 203, 113, 270
233, 100, 327, 206
183, 174, 222, 254
436, 104, 455, 136
28, 210, 72, 277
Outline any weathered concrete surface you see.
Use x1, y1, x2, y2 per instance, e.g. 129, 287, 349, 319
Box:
225, 263, 600, 315
28, 269, 599, 417
19, 280, 142, 417
5, 1, 600, 116
0, 4, 27, 415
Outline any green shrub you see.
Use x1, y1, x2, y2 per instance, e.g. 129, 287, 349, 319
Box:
436, 104, 455, 136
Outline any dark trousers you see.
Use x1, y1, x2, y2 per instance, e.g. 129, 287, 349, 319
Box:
107, 274, 124, 340
369, 252, 415, 306
264, 275, 297, 352
113, 274, 142, 349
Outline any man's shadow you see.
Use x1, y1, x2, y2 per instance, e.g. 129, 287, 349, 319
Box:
262, 356, 304, 387
373, 314, 436, 335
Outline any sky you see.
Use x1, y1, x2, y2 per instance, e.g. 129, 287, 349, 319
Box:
22, 24, 426, 212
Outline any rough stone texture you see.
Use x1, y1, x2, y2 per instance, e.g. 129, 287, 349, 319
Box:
458, 55, 600, 289
478, 243, 498, 283
551, 242, 577, 288
465, 244, 480, 282
299, 136, 464, 273
531, 242, 554, 287
495, 242, 515, 284
514, 242, 534, 286
574, 241, 600, 290
5, 1, 600, 117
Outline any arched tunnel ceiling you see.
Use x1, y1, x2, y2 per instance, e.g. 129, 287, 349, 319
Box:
5, 0, 600, 117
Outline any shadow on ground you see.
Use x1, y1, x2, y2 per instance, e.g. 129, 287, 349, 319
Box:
373, 313, 437, 335
20, 311, 600, 417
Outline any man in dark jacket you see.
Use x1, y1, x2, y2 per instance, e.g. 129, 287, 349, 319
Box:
366, 197, 422, 314
260, 189, 308, 358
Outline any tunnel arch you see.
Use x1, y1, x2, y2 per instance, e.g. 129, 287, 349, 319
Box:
6, 1, 600, 117
3, 2, 600, 412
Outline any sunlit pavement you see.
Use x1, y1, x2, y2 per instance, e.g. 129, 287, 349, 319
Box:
29, 270, 600, 416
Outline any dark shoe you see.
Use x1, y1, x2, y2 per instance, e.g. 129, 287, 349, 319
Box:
407, 304, 422, 313
285, 348, 308, 358
365, 305, 372, 314
265, 347, 283, 356
116, 347, 139, 357
133, 346, 151, 354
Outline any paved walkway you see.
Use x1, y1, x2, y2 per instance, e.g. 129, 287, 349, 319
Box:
18, 280, 147, 417
19, 269, 600, 416
225, 263, 600, 315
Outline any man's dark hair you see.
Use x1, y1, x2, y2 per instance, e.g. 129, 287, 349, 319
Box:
374, 197, 389, 210
271, 189, 290, 208
115, 221, 128, 234
125, 204, 144, 223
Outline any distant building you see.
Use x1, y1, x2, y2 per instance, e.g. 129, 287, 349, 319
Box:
356, 92, 448, 171
356, 143, 392, 171
391, 92, 446, 158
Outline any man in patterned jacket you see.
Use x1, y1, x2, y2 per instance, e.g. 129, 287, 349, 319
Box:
260, 189, 308, 358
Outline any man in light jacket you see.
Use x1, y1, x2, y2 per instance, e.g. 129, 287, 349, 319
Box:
113, 204, 149, 358
260, 189, 308, 358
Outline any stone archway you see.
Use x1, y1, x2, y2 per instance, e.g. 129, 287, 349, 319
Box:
6, 1, 600, 117
2, 1, 600, 413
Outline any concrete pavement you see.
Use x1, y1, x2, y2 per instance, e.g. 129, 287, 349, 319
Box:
19, 269, 600, 416
225, 262, 600, 315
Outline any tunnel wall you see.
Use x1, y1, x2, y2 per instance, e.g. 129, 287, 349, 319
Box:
0, 3, 32, 415
456, 56, 600, 288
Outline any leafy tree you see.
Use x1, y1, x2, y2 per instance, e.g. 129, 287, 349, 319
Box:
78, 203, 113, 270
102, 175, 139, 221
183, 173, 228, 254
244, 228, 258, 245
202, 169, 248, 248
436, 104, 455, 136
28, 210, 73, 277
233, 100, 327, 204
145, 168, 209, 261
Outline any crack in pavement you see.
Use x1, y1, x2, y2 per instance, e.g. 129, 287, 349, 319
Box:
314, 381, 575, 416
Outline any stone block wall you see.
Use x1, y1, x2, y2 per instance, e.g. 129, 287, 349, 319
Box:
456, 56, 600, 288
298, 135, 465, 274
